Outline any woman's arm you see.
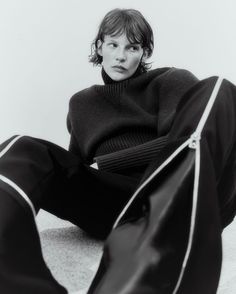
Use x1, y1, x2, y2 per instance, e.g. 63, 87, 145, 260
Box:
94, 135, 168, 172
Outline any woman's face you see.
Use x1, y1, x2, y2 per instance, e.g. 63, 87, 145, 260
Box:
97, 34, 147, 81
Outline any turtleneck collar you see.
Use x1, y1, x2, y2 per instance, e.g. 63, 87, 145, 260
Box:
101, 64, 144, 85
94, 64, 145, 100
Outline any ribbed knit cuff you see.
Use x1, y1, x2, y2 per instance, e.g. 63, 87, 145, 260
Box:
94, 135, 168, 172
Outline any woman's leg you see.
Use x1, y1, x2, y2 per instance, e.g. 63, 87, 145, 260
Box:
41, 163, 140, 239
0, 135, 139, 293
168, 77, 236, 228
87, 77, 236, 294
0, 136, 74, 294
0, 185, 67, 294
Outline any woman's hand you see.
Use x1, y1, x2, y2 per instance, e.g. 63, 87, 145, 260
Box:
90, 162, 98, 170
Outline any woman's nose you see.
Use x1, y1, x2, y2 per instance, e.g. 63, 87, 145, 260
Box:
115, 49, 127, 62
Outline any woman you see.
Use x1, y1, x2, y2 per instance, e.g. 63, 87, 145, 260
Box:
0, 8, 235, 294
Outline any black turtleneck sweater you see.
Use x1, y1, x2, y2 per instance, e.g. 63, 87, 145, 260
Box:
67, 67, 198, 174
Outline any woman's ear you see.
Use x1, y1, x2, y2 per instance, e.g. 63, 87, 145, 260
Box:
142, 49, 149, 62
97, 40, 103, 56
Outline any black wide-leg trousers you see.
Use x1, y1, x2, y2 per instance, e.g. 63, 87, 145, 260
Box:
0, 76, 236, 294
0, 136, 139, 294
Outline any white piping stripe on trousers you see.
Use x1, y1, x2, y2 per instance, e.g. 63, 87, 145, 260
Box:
172, 141, 201, 294
0, 135, 24, 159
195, 77, 223, 135
172, 77, 224, 293
0, 174, 36, 217
113, 138, 192, 229
189, 77, 223, 145
0, 135, 36, 217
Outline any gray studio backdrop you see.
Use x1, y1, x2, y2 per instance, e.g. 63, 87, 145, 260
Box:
0, 0, 235, 148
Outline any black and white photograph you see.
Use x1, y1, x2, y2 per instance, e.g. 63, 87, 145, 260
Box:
0, 1, 236, 293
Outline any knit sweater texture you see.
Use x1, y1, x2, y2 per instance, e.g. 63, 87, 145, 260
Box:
67, 67, 199, 173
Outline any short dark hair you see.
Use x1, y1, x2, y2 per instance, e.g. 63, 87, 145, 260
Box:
89, 8, 154, 72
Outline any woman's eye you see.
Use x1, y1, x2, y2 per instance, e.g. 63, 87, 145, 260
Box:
108, 43, 117, 48
129, 46, 139, 52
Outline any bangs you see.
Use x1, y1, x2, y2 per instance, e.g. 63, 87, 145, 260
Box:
101, 14, 145, 46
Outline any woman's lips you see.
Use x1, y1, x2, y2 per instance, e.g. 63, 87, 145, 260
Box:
112, 66, 127, 72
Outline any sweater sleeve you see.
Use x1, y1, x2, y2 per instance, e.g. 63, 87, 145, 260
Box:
94, 135, 168, 172
66, 97, 85, 162
67, 114, 80, 156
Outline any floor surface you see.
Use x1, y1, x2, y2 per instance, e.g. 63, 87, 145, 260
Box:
37, 210, 236, 294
